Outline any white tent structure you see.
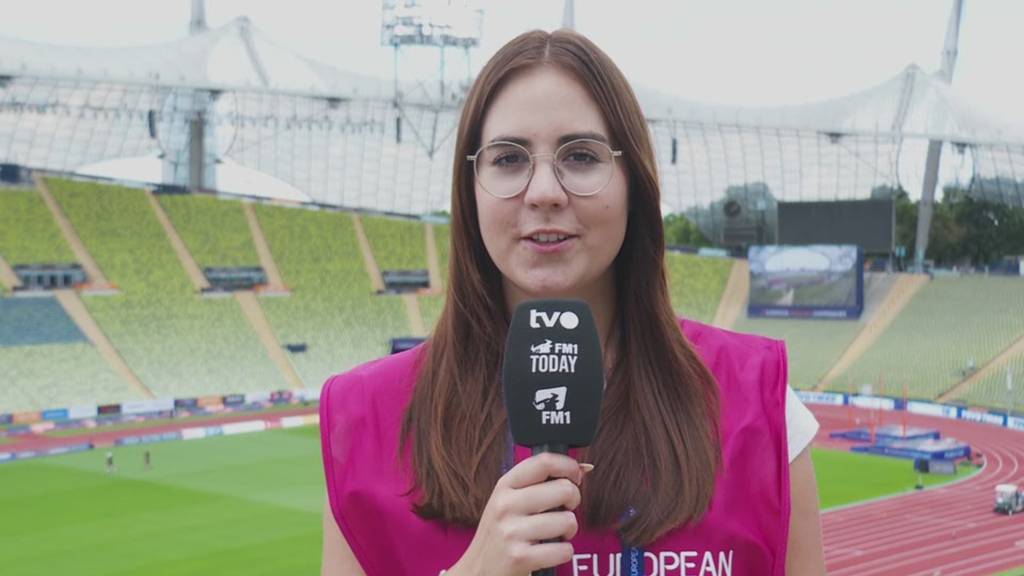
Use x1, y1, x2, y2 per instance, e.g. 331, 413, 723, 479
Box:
1, 7, 1022, 249
0, 16, 460, 214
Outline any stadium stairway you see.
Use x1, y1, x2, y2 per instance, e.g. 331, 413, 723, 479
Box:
52, 288, 152, 399
351, 214, 385, 292
939, 332, 1024, 403
711, 259, 750, 330
425, 222, 443, 293
816, 273, 929, 392
234, 291, 305, 389
419, 224, 450, 331
353, 213, 427, 337
402, 294, 428, 337
242, 202, 289, 294
146, 190, 210, 292
155, 192, 300, 389
0, 254, 21, 291
33, 174, 113, 290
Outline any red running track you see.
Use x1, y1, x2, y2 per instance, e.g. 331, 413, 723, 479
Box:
813, 404, 1024, 575
3, 406, 318, 454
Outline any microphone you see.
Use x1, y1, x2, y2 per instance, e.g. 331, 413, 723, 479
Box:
502, 299, 605, 576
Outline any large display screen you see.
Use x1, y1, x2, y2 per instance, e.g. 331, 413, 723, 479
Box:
778, 200, 893, 253
748, 244, 863, 319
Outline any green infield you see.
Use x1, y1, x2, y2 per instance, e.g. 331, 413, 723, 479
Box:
0, 426, 324, 576
0, 433, 984, 575
813, 448, 978, 510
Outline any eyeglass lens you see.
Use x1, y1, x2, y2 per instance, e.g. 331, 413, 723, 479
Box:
475, 139, 615, 198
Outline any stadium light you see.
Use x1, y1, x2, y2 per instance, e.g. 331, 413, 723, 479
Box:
381, 0, 483, 48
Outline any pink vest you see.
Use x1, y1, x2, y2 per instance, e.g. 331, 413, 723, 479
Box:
320, 319, 790, 576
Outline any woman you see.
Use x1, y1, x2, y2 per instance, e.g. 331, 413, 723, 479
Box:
321, 29, 825, 576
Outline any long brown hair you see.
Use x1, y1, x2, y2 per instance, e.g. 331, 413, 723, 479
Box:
401, 29, 721, 546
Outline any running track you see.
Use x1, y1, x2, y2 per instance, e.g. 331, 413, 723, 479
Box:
813, 404, 1024, 575
2, 406, 318, 454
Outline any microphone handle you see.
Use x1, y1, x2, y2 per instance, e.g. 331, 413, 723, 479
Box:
531, 443, 570, 576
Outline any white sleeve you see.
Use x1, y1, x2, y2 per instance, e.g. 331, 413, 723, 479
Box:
785, 385, 819, 463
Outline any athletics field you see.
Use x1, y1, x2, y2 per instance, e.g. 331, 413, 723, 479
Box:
1, 424, 1011, 575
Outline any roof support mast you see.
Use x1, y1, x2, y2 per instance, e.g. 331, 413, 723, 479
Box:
166, 0, 216, 192
562, 0, 575, 30
189, 0, 207, 191
190, 0, 207, 34
913, 0, 963, 272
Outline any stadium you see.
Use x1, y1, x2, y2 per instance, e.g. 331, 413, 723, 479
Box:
1, 1, 1023, 574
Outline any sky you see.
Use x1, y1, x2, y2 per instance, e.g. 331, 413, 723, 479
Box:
1, 0, 1023, 124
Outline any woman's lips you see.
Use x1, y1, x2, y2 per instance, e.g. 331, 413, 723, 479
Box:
522, 235, 577, 254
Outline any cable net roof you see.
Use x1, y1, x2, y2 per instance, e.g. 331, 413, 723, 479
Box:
0, 17, 392, 99
1, 18, 1022, 234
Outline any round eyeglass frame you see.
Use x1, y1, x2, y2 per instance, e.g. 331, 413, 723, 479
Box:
466, 138, 623, 199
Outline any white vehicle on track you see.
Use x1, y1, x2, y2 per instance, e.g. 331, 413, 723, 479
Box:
994, 484, 1024, 515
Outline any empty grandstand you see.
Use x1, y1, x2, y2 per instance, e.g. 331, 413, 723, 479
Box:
158, 194, 261, 270
46, 178, 285, 399
833, 275, 1024, 401
665, 251, 733, 324
0, 186, 131, 412
4, 176, 1024, 415
252, 203, 409, 388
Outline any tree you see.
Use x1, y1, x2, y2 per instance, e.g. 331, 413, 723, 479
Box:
663, 213, 711, 247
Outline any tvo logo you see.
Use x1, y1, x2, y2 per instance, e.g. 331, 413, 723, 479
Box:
529, 309, 580, 330
534, 386, 571, 425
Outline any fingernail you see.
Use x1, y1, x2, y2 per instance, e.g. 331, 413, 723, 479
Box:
579, 463, 594, 473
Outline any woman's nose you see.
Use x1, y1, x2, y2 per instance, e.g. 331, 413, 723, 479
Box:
523, 156, 568, 208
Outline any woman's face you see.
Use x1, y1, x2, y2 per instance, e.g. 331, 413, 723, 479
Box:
475, 65, 629, 306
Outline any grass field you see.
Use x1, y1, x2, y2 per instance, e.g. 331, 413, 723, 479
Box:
0, 427, 324, 576
812, 448, 977, 509
0, 430, 1002, 575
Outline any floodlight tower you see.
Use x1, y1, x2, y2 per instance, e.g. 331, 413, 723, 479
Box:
913, 0, 964, 272
381, 0, 483, 158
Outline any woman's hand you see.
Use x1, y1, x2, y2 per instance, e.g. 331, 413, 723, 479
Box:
446, 453, 591, 576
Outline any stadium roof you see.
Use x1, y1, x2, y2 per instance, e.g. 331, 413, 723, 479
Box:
1, 18, 1022, 217
0, 16, 394, 102
637, 64, 1024, 146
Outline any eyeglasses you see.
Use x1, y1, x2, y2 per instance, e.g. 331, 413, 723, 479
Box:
466, 138, 623, 199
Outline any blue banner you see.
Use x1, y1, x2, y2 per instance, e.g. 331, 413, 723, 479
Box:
41, 409, 69, 421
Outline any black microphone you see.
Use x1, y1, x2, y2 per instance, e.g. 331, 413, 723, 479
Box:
502, 299, 605, 576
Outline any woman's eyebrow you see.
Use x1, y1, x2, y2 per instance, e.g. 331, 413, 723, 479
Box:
486, 131, 610, 147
